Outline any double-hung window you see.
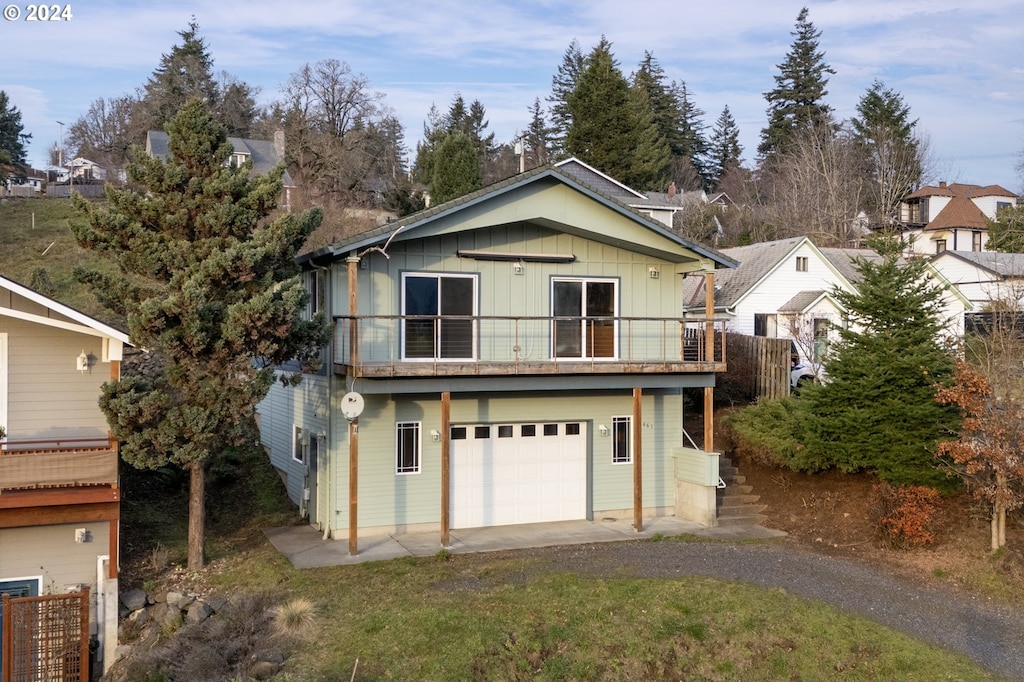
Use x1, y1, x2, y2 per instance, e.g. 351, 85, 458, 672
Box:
402, 273, 477, 360
552, 278, 617, 359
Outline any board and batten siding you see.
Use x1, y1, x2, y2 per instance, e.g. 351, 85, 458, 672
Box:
257, 373, 328, 507
0, 316, 111, 440
328, 390, 683, 534
337, 224, 693, 365
0, 522, 109, 592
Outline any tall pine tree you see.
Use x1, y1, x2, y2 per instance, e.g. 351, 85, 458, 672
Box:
801, 236, 958, 488
547, 39, 585, 160
851, 80, 923, 226
566, 37, 670, 190
71, 99, 329, 570
0, 91, 31, 183
758, 7, 835, 164
707, 105, 743, 189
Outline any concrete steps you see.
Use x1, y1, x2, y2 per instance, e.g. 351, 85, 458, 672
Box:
716, 456, 767, 527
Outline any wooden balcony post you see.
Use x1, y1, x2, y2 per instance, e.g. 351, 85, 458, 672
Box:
704, 271, 715, 363
632, 387, 643, 531
347, 256, 359, 367
440, 391, 451, 547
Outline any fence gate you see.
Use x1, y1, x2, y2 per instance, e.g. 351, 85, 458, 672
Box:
1, 589, 89, 682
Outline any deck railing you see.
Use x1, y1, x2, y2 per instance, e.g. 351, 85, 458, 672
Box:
333, 315, 725, 377
0, 437, 117, 490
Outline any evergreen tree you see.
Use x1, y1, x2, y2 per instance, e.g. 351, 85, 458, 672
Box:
851, 80, 923, 226
566, 37, 670, 190
0, 90, 31, 182
523, 97, 552, 170
758, 7, 835, 163
987, 204, 1024, 253
707, 105, 743, 188
70, 99, 329, 570
632, 53, 708, 188
547, 39, 585, 159
431, 131, 482, 203
801, 236, 958, 488
137, 20, 220, 133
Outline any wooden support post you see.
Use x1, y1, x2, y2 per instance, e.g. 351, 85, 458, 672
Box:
704, 271, 715, 363
704, 386, 714, 453
108, 518, 119, 579
441, 391, 451, 547
348, 418, 358, 556
633, 387, 643, 532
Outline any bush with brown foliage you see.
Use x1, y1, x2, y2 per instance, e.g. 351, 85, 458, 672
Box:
869, 482, 942, 548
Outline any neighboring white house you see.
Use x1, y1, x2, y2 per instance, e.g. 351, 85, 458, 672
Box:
896, 182, 1019, 256
929, 250, 1024, 311
684, 236, 970, 381
68, 157, 106, 182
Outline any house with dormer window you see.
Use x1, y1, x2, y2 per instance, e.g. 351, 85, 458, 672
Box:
896, 182, 1019, 256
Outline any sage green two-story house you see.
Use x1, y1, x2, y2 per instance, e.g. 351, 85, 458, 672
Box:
257, 165, 735, 554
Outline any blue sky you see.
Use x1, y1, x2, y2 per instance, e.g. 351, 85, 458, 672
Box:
3, 0, 1023, 191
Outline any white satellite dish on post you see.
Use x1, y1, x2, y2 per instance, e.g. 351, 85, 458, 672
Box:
341, 392, 365, 421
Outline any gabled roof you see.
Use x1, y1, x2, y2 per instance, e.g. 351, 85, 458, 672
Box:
817, 247, 886, 284
931, 250, 1024, 278
146, 130, 293, 187
0, 275, 130, 344
778, 290, 831, 313
553, 158, 647, 202
904, 182, 1018, 200
924, 195, 989, 231
306, 164, 736, 269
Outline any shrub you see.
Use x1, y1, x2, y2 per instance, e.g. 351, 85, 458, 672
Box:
721, 397, 808, 468
869, 482, 942, 548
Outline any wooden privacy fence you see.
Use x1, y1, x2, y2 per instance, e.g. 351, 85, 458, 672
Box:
1, 589, 90, 682
723, 333, 791, 401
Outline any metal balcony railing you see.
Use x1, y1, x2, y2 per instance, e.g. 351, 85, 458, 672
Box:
332, 315, 726, 377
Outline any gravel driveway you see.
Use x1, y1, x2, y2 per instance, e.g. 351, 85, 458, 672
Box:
504, 540, 1024, 679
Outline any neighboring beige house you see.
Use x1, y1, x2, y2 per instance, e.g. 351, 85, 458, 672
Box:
0, 275, 129, 678
897, 182, 1019, 256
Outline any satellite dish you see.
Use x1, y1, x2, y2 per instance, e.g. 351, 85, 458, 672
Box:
341, 392, 365, 421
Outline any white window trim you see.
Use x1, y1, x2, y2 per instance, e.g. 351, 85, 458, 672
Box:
400, 272, 479, 362
796, 256, 809, 272
551, 277, 619, 361
611, 415, 631, 464
396, 421, 422, 475
291, 425, 305, 464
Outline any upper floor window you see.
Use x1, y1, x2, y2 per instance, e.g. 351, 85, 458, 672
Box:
997, 201, 1011, 214
303, 269, 326, 319
972, 231, 983, 252
552, 278, 617, 359
796, 256, 808, 272
402, 273, 477, 361
935, 239, 947, 254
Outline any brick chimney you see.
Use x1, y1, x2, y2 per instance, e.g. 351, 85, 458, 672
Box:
274, 129, 285, 162
939, 181, 947, 188
667, 181, 676, 198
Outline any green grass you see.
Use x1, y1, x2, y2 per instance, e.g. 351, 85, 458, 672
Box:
0, 195, 120, 322
206, 542, 995, 682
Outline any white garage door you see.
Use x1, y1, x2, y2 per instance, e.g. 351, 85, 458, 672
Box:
451, 421, 587, 528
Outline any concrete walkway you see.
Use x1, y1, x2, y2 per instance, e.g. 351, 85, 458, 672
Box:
264, 516, 786, 569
